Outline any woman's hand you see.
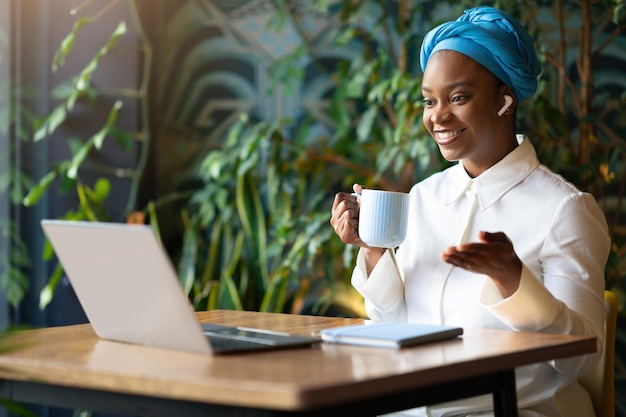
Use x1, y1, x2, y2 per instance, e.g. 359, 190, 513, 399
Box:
330, 184, 385, 274
330, 184, 364, 246
441, 231, 522, 298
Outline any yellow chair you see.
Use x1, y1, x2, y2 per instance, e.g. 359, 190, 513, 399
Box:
579, 290, 618, 417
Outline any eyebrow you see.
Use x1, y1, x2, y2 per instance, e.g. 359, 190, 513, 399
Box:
422, 81, 477, 93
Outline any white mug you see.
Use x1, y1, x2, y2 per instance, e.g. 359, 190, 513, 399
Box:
356, 189, 410, 248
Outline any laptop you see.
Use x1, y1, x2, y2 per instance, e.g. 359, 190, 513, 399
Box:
40, 219, 321, 355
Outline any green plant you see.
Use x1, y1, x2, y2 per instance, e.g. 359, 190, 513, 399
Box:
21, 0, 626, 319
514, 4, 626, 414
0, 45, 35, 308
0, 327, 42, 417
517, 0, 626, 298
179, 0, 466, 315
182, 116, 357, 314
22, 0, 156, 309
180, 0, 626, 321
13, 0, 626, 414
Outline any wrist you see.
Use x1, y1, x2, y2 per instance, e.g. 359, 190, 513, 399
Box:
362, 247, 387, 276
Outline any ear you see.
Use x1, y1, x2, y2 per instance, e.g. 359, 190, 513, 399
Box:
497, 95, 514, 117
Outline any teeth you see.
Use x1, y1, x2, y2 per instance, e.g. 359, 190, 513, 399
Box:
438, 129, 462, 139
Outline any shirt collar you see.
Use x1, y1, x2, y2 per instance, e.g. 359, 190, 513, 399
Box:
443, 135, 540, 208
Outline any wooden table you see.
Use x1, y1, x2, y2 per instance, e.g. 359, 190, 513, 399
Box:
0, 310, 595, 417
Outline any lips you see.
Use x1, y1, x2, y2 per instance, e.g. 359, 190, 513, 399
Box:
435, 128, 465, 145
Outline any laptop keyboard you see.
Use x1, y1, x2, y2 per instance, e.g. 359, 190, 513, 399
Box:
206, 334, 275, 353
201, 323, 320, 353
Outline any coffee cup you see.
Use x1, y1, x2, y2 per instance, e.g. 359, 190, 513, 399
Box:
355, 189, 410, 248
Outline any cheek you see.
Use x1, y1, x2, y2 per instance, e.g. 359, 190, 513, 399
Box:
461, 107, 491, 130
422, 110, 432, 130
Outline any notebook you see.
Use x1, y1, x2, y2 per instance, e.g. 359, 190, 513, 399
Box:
40, 219, 321, 355
320, 321, 463, 349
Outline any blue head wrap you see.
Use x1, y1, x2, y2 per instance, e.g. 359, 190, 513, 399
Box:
420, 7, 541, 103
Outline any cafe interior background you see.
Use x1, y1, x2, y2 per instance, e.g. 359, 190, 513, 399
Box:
1, 0, 625, 416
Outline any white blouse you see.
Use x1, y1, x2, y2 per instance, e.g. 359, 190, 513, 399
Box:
351, 136, 610, 417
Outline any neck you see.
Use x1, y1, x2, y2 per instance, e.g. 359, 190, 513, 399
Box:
463, 133, 519, 178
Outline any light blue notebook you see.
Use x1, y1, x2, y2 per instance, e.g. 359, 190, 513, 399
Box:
320, 321, 463, 349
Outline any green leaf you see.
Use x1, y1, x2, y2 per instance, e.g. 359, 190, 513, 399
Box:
108, 125, 134, 151
260, 274, 289, 313
313, 0, 332, 13
356, 106, 377, 143
39, 264, 64, 310
329, 85, 351, 135
42, 239, 55, 262
91, 128, 108, 151
205, 281, 220, 311
71, 21, 128, 94
178, 227, 198, 296
235, 173, 268, 286
76, 182, 98, 222
52, 16, 91, 72
67, 141, 93, 179
88, 100, 123, 151
210, 153, 226, 179
93, 178, 111, 200
368, 79, 389, 104
22, 169, 59, 206
51, 82, 79, 100
199, 217, 223, 287
218, 229, 244, 310
266, 2, 288, 32
0, 398, 41, 417
5, 269, 29, 308
59, 172, 77, 193
336, 27, 357, 46
67, 137, 85, 155
223, 230, 244, 279
614, 3, 625, 23
218, 274, 244, 310
67, 100, 122, 177
34, 105, 67, 142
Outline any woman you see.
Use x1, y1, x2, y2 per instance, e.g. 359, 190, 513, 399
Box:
330, 6, 610, 417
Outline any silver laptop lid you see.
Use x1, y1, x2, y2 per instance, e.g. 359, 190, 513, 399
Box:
41, 220, 212, 355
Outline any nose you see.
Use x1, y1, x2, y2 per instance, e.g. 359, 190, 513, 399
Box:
429, 103, 451, 125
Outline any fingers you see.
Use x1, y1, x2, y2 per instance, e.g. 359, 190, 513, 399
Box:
441, 246, 484, 270
440, 231, 519, 276
331, 192, 358, 216
478, 230, 511, 244
353, 183, 364, 194
330, 191, 361, 245
331, 192, 350, 211
446, 231, 522, 297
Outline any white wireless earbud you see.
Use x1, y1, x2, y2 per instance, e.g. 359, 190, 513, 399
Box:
497, 95, 514, 117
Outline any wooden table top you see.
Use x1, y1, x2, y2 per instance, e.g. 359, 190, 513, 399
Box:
0, 310, 596, 411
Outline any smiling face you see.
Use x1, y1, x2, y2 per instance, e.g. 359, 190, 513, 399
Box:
421, 50, 518, 177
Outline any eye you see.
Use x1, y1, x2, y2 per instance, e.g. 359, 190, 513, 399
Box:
421, 97, 434, 106
451, 95, 466, 103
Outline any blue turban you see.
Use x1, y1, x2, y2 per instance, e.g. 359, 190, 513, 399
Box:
420, 6, 541, 103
